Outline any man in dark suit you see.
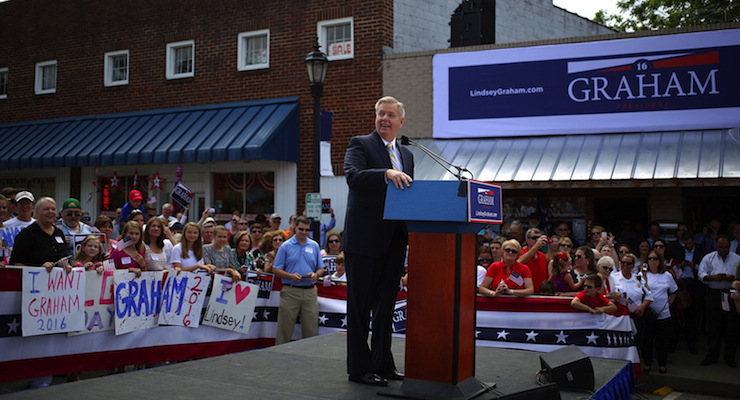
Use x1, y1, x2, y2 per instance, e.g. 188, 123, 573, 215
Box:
343, 96, 414, 386
676, 231, 707, 354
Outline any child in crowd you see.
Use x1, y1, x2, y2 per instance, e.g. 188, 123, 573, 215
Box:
330, 253, 347, 285
549, 252, 571, 294
539, 280, 556, 296
171, 222, 214, 275
72, 235, 105, 273
570, 274, 617, 314
110, 221, 146, 277
119, 190, 146, 227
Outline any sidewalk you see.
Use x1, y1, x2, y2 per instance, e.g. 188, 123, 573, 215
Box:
635, 337, 739, 399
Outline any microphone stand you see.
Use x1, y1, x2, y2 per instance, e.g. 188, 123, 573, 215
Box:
400, 135, 474, 196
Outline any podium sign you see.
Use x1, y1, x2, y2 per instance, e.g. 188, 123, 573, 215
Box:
468, 179, 502, 224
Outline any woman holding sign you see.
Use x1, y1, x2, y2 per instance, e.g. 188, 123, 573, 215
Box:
171, 222, 214, 274
477, 239, 534, 297
110, 221, 146, 277
143, 217, 174, 271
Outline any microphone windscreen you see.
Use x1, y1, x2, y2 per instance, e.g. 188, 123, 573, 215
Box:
400, 135, 410, 145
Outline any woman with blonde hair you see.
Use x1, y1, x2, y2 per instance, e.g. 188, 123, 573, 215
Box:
171, 222, 214, 274
478, 239, 534, 297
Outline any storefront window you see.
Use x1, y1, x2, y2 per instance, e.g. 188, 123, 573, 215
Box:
214, 172, 274, 215
99, 175, 149, 217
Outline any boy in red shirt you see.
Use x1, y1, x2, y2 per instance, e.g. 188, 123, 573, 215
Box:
571, 274, 617, 314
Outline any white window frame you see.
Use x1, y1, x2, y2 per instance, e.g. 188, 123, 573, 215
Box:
0, 67, 8, 99
317, 17, 354, 61
166, 40, 195, 80
104, 50, 130, 87
237, 29, 270, 71
35, 60, 57, 95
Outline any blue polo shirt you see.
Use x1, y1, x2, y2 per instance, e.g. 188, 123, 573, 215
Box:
273, 236, 322, 286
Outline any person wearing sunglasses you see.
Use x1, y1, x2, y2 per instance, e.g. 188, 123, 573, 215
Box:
518, 228, 549, 294
476, 245, 494, 287
642, 251, 678, 373
563, 246, 598, 295
58, 198, 92, 257
320, 231, 343, 278
478, 239, 534, 297
614, 252, 654, 356
570, 274, 617, 315
597, 255, 619, 301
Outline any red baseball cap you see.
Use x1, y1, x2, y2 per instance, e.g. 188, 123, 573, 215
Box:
129, 190, 143, 202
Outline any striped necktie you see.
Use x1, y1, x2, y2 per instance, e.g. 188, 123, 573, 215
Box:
387, 143, 400, 171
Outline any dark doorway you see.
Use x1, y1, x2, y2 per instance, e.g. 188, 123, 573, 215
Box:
594, 197, 648, 251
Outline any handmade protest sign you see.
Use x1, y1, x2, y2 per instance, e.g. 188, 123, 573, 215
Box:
22, 267, 86, 336
159, 271, 211, 328
114, 270, 164, 335
69, 270, 115, 335
202, 275, 258, 334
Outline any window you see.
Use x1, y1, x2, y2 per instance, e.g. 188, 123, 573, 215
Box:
214, 172, 275, 215
35, 60, 57, 94
104, 50, 129, 86
237, 29, 269, 71
0, 68, 7, 99
317, 17, 353, 61
166, 40, 195, 79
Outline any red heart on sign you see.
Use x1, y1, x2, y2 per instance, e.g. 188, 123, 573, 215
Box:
234, 283, 251, 304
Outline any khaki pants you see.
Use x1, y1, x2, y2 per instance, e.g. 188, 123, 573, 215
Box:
275, 285, 319, 345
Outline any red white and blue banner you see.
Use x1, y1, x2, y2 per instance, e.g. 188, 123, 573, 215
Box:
0, 268, 638, 382
468, 179, 503, 224
433, 29, 740, 138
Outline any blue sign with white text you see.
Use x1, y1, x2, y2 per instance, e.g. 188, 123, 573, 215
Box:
468, 180, 502, 224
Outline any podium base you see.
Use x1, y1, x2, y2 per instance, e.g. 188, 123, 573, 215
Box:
377, 377, 496, 400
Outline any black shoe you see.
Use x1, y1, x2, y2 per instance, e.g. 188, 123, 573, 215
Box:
726, 359, 737, 368
688, 344, 698, 355
349, 372, 388, 386
701, 357, 716, 366
377, 370, 404, 381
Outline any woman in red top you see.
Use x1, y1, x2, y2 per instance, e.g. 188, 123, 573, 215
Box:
478, 239, 534, 297
110, 221, 145, 277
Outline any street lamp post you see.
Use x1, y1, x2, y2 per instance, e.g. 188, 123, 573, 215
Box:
305, 40, 328, 243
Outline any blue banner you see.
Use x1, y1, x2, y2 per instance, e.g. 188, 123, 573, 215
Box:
468, 180, 502, 224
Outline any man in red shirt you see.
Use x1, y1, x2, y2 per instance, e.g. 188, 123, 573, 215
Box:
518, 228, 549, 293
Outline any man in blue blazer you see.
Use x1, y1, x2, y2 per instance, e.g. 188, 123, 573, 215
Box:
343, 96, 414, 386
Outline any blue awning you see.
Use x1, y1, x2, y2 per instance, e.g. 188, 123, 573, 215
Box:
0, 97, 300, 170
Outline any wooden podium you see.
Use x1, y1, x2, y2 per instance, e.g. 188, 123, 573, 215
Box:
380, 181, 492, 399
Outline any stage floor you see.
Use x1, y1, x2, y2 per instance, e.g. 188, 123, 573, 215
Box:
2, 332, 633, 400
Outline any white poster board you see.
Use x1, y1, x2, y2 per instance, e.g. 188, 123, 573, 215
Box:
68, 270, 116, 335
114, 270, 165, 335
21, 267, 86, 336
202, 275, 259, 334
158, 271, 211, 328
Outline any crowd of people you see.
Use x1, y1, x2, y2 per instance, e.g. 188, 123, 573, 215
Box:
476, 218, 740, 373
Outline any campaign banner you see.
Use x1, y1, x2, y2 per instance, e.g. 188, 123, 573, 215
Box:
158, 271, 211, 328
114, 271, 164, 335
433, 29, 740, 138
0, 226, 24, 249
202, 275, 259, 334
246, 272, 274, 299
468, 179, 503, 224
170, 182, 193, 208
322, 255, 337, 276
21, 267, 86, 336
69, 270, 116, 335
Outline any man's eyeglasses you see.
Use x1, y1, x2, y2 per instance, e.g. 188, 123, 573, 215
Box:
238, 222, 249, 225
251, 230, 262, 234
478, 257, 492, 263
296, 227, 310, 232
328, 239, 340, 244
503, 248, 518, 254
65, 211, 82, 217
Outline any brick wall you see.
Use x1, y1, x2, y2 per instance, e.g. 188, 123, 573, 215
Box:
0, 0, 393, 210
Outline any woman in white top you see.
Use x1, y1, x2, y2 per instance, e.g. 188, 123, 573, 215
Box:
614, 252, 654, 362
171, 222, 213, 274
642, 251, 678, 373
143, 217, 174, 271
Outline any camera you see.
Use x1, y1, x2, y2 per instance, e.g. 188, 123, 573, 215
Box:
208, 207, 215, 214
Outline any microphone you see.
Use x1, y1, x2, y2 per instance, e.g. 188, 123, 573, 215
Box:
400, 136, 474, 182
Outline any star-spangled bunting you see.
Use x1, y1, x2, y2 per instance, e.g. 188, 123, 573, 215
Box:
148, 170, 166, 191
109, 171, 121, 189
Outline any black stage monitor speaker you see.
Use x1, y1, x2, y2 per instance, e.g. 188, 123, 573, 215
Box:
539, 345, 594, 391
497, 383, 561, 399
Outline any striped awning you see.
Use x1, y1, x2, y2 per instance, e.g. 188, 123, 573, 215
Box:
0, 97, 300, 170
410, 129, 740, 184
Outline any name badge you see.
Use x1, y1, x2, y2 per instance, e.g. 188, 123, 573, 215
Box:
305, 247, 314, 254
151, 254, 159, 260
122, 257, 132, 265
55, 236, 64, 243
